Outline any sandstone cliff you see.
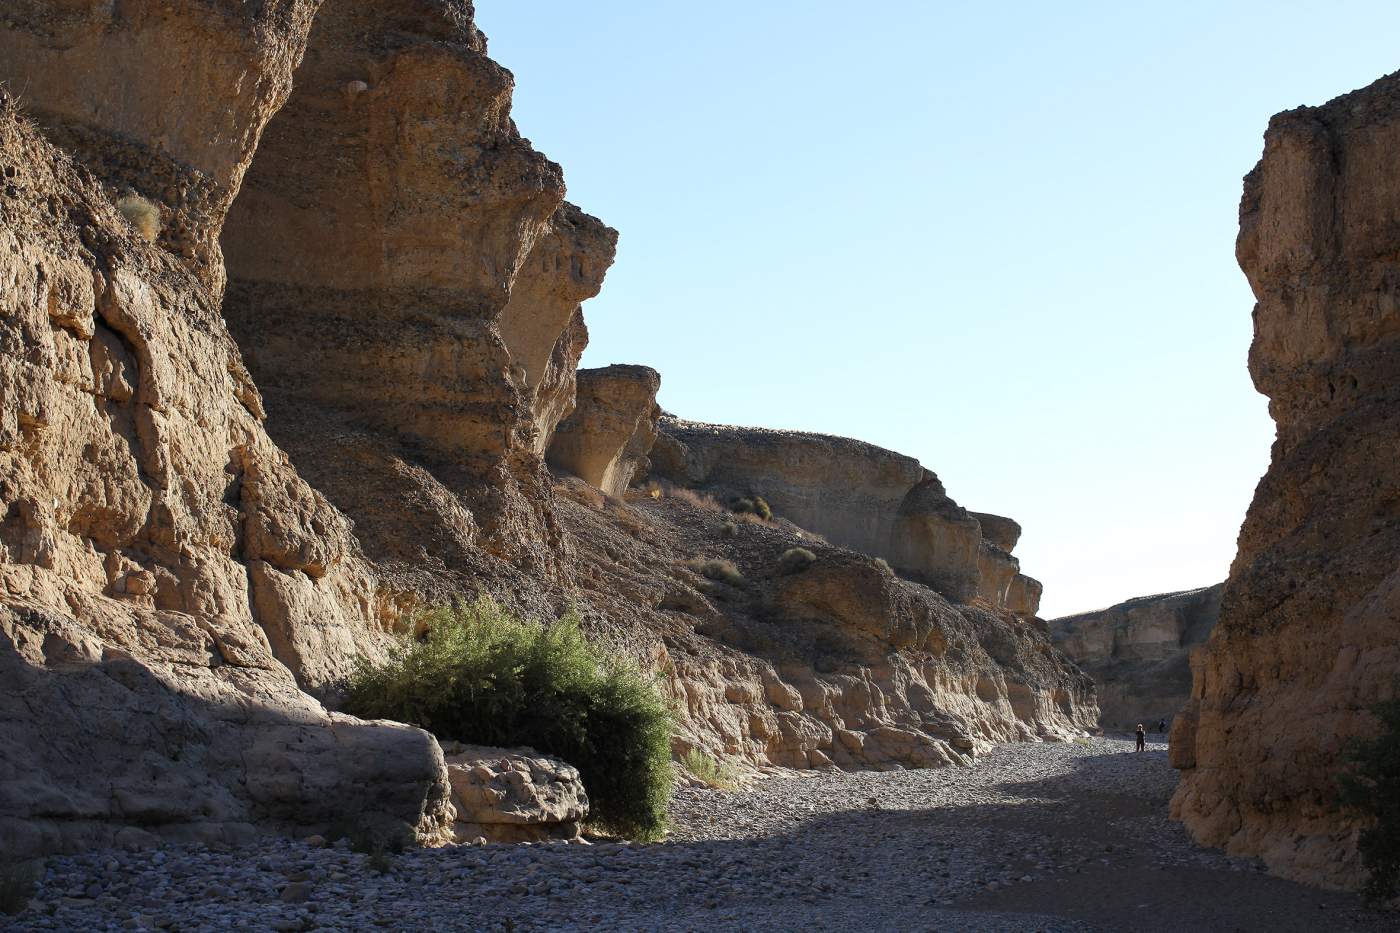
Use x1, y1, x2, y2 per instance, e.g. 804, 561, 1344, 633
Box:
0, 0, 1099, 859
0, 84, 452, 856
1171, 71, 1400, 890
651, 418, 1044, 616
1052, 584, 1222, 731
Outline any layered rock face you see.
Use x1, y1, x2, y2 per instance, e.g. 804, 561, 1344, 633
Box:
0, 92, 450, 856
547, 365, 662, 498
0, 0, 599, 860
652, 418, 1043, 616
1171, 71, 1400, 889
0, 0, 1099, 860
218, 0, 615, 588
1052, 584, 1222, 731
0, 0, 321, 291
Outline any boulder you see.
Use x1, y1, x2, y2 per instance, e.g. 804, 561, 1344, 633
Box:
442, 744, 588, 844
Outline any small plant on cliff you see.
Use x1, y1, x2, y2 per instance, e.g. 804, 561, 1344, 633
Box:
684, 557, 745, 587
776, 547, 817, 575
116, 193, 161, 243
719, 520, 737, 538
681, 749, 737, 790
0, 861, 39, 916
1337, 690, 1400, 901
343, 598, 674, 840
752, 496, 773, 521
730, 497, 755, 515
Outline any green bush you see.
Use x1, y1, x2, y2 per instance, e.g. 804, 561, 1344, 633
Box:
776, 547, 817, 575
343, 598, 674, 840
1338, 690, 1400, 901
681, 748, 737, 790
752, 496, 773, 521
685, 557, 745, 587
730, 497, 755, 515
719, 520, 737, 538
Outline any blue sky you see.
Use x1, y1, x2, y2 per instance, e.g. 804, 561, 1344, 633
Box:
476, 2, 1400, 618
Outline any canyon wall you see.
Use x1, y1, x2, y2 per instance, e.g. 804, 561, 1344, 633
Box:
651, 418, 1043, 616
0, 0, 1098, 859
1052, 584, 1222, 731
0, 14, 454, 854
1171, 71, 1400, 890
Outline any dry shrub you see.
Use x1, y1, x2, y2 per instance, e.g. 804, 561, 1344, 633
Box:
776, 547, 817, 575
752, 496, 773, 521
668, 487, 725, 512
0, 861, 38, 916
116, 194, 161, 243
558, 481, 605, 509
684, 557, 744, 587
681, 749, 737, 790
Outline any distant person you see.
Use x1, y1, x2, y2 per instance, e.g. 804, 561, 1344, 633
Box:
1157, 718, 1167, 735
1135, 723, 1146, 752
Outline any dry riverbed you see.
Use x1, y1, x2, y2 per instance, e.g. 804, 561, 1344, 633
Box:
6, 737, 1391, 931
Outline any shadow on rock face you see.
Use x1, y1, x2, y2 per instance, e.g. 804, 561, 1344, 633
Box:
0, 602, 451, 861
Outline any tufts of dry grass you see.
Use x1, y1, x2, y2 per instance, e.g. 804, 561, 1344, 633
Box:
684, 557, 744, 587
776, 547, 817, 575
680, 748, 738, 790
117, 193, 161, 243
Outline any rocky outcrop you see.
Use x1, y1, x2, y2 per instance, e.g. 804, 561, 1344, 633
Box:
548, 366, 662, 498
1171, 71, 1400, 890
218, 0, 601, 588
442, 744, 588, 844
554, 487, 1098, 773
1052, 584, 1222, 731
498, 204, 619, 453
0, 94, 450, 858
652, 418, 1042, 616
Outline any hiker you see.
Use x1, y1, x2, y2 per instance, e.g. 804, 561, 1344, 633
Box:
1135, 723, 1146, 752
1157, 718, 1167, 735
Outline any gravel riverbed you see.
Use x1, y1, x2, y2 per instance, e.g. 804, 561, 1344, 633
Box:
5, 737, 1392, 932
